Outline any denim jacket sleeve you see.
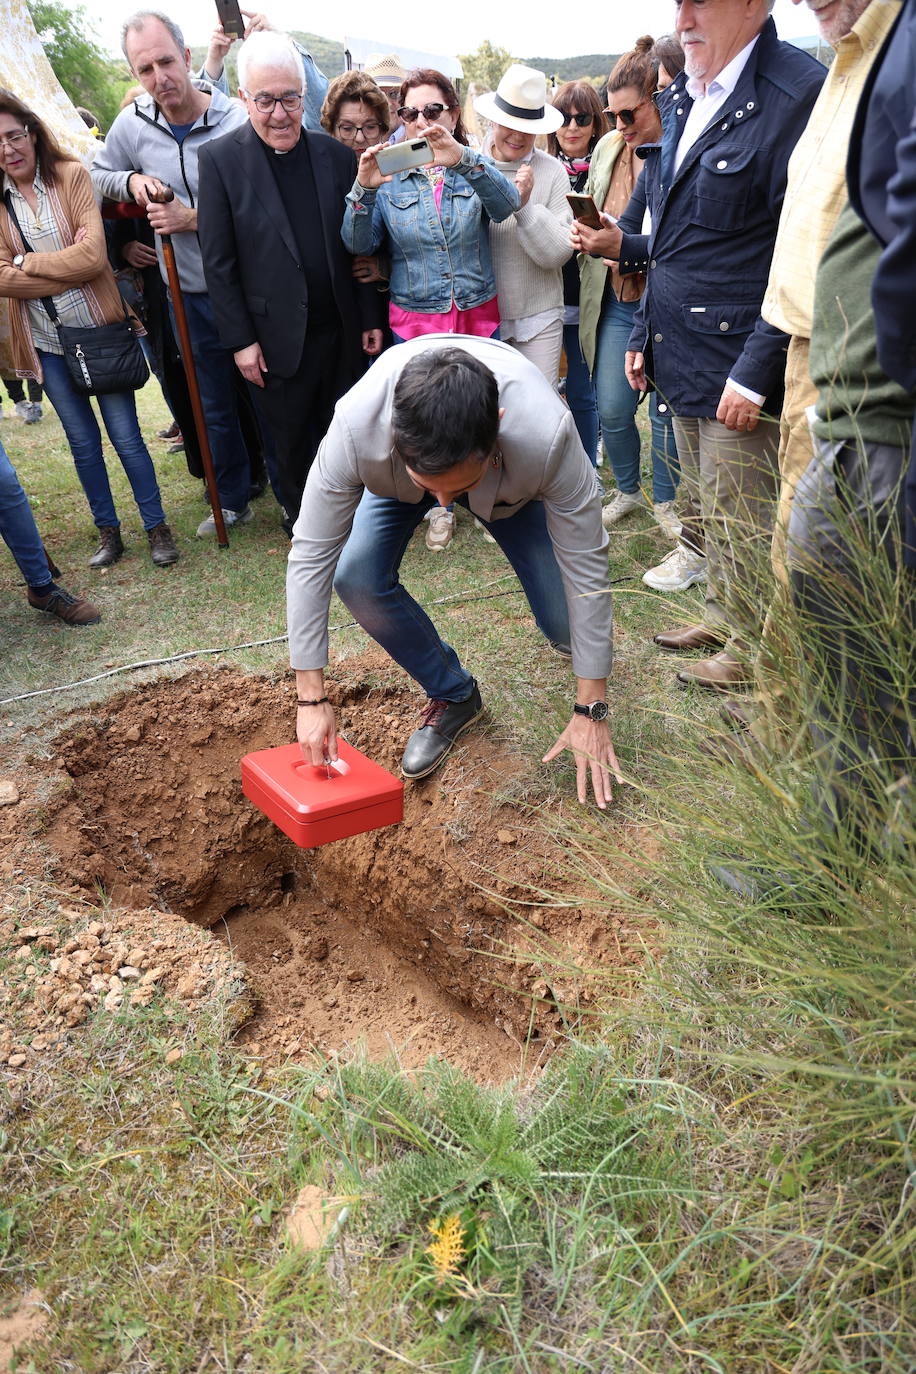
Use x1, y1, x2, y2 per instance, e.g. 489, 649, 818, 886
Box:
342, 181, 384, 255
454, 147, 520, 222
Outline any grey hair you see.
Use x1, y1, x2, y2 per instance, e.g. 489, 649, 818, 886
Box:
237, 32, 306, 93
121, 9, 185, 63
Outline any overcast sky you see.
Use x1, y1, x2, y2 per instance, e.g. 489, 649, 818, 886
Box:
88, 0, 819, 63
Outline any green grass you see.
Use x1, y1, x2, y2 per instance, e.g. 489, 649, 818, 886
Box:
1, 380, 914, 1371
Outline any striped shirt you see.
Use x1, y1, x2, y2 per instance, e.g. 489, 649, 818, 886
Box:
3, 168, 99, 355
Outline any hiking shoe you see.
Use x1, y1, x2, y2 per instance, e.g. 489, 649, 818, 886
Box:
157, 420, 180, 439
147, 521, 179, 566
474, 516, 496, 544
642, 543, 707, 591
24, 401, 42, 424
14, 400, 31, 420
27, 583, 101, 626
425, 506, 455, 551
88, 526, 124, 568
401, 684, 484, 779
652, 500, 682, 540
601, 489, 645, 528
196, 505, 253, 538
166, 437, 185, 454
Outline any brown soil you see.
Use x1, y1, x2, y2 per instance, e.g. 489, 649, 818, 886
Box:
1, 658, 651, 1080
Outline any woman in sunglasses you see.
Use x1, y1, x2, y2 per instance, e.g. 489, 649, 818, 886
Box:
571, 38, 680, 540
342, 66, 518, 551
547, 81, 608, 465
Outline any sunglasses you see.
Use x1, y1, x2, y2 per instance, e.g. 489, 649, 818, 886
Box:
559, 112, 594, 127
397, 102, 452, 123
603, 99, 652, 128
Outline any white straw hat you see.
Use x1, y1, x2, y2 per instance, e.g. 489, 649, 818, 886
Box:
473, 63, 563, 134
363, 54, 408, 90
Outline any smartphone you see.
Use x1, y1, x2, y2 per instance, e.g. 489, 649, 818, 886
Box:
214, 0, 245, 39
375, 138, 432, 175
566, 193, 603, 229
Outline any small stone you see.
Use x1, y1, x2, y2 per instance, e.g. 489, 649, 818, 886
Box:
103, 990, 123, 1012
7, 1054, 26, 1067
140, 966, 165, 986
30, 1037, 48, 1051
118, 966, 141, 982
307, 936, 329, 962
14, 945, 32, 960
126, 948, 146, 969
88, 921, 105, 936
165, 1048, 183, 1064
497, 829, 517, 845
124, 725, 142, 742
0, 780, 20, 806
345, 969, 364, 982
321, 995, 338, 1010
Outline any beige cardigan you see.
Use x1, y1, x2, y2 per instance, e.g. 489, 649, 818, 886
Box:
487, 147, 573, 323
0, 160, 137, 381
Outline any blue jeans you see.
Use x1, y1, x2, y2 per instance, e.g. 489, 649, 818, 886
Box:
334, 490, 571, 700
563, 322, 599, 466
168, 291, 251, 513
0, 436, 53, 587
39, 351, 165, 531
594, 297, 679, 502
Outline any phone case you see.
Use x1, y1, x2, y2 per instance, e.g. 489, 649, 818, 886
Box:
375, 139, 432, 175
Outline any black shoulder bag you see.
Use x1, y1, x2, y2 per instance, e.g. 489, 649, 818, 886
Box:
4, 191, 149, 396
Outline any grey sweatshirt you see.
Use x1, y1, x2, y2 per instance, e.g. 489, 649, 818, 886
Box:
91, 84, 247, 295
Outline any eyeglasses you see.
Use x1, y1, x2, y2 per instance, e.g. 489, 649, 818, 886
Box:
603, 99, 652, 128
397, 102, 451, 123
559, 112, 594, 128
0, 130, 29, 152
336, 120, 382, 141
245, 90, 304, 114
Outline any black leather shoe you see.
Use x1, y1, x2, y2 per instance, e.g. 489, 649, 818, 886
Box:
89, 526, 123, 568
708, 853, 844, 911
401, 684, 484, 780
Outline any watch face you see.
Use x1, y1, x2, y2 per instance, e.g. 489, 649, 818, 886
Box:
589, 701, 609, 722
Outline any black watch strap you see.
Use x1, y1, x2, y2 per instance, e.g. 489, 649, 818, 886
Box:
573, 701, 609, 722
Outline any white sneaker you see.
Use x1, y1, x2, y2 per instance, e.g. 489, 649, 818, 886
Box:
601, 489, 646, 528
652, 500, 682, 541
196, 505, 253, 538
473, 516, 496, 544
425, 506, 455, 551
642, 543, 707, 591
14, 400, 30, 420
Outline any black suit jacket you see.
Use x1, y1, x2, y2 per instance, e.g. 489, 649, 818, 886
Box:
197, 124, 380, 380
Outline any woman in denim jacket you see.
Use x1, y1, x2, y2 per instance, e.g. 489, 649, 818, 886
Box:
342, 68, 519, 550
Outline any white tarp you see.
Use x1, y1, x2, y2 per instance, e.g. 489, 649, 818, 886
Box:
343, 35, 463, 82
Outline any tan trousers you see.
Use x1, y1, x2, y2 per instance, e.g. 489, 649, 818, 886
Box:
672, 414, 780, 644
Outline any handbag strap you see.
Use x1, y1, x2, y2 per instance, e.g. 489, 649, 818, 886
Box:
4, 190, 61, 325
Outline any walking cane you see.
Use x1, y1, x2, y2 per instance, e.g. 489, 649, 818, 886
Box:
147, 186, 229, 548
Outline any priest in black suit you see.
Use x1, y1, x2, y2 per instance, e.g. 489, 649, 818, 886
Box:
198, 31, 383, 526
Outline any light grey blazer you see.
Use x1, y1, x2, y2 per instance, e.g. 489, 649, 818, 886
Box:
287, 334, 613, 680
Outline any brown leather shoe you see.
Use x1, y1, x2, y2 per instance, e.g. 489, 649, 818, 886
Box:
27, 583, 101, 626
653, 624, 728, 652
89, 526, 123, 568
677, 651, 750, 691
147, 522, 179, 566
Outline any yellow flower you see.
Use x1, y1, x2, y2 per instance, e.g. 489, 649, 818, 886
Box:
425, 1212, 465, 1283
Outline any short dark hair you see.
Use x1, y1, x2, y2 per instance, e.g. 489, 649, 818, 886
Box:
392, 348, 499, 475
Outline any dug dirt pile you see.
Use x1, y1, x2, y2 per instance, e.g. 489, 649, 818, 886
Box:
9, 660, 649, 1078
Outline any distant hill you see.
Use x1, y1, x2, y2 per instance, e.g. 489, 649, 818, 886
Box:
189, 30, 347, 89
525, 54, 619, 83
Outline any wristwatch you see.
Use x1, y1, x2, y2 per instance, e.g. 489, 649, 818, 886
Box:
573, 701, 609, 722
12, 254, 24, 268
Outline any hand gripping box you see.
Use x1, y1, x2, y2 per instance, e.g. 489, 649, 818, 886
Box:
240, 740, 403, 849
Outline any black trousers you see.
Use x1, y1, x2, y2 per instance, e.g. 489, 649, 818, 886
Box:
256, 325, 346, 524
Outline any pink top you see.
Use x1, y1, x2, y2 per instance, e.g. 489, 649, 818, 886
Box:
388, 175, 500, 341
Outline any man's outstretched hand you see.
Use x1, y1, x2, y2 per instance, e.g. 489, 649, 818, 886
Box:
543, 715, 624, 809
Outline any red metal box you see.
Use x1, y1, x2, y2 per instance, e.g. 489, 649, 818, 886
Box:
240, 739, 403, 849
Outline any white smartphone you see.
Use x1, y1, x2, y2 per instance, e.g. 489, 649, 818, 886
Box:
375, 138, 432, 175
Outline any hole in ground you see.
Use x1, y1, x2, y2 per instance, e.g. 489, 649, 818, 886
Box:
41, 662, 650, 1078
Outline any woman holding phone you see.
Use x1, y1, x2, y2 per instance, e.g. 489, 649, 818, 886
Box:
571, 38, 679, 539
342, 67, 518, 550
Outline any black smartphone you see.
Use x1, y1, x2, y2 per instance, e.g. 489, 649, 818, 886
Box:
214, 0, 245, 39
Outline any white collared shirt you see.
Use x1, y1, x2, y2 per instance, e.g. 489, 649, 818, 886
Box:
674, 34, 761, 173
